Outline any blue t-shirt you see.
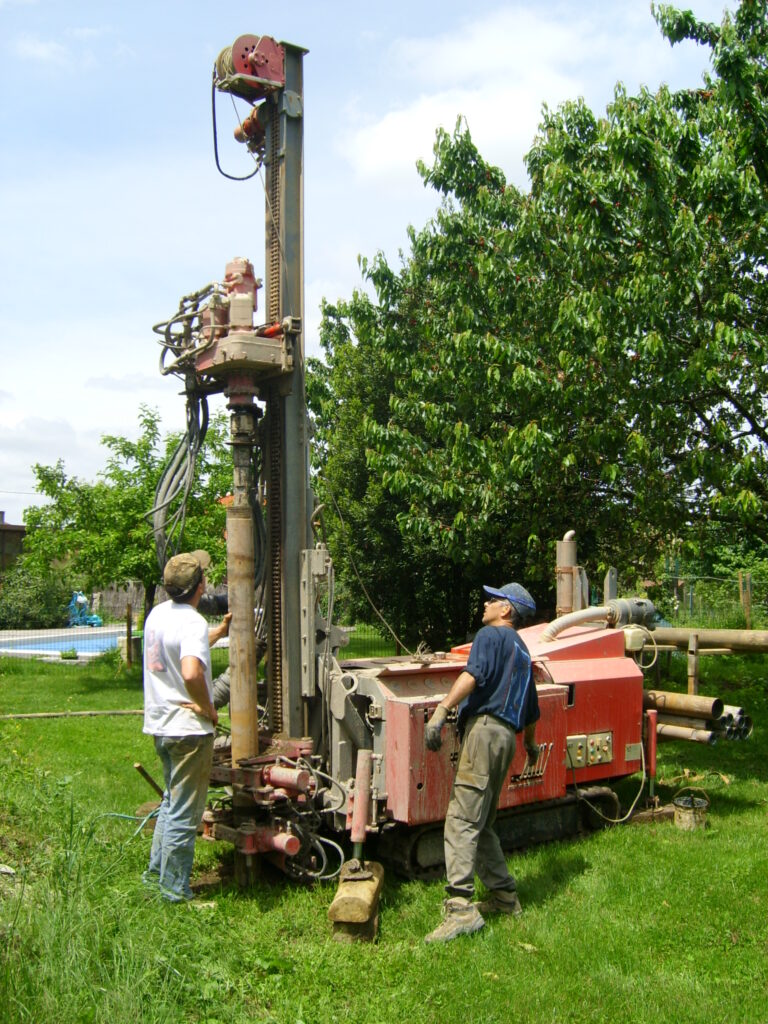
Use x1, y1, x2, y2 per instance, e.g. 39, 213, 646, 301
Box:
458, 625, 539, 736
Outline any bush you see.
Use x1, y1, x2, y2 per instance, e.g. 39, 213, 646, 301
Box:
0, 557, 72, 629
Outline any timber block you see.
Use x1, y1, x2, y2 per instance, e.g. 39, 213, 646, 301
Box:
331, 914, 379, 943
328, 860, 385, 925
629, 803, 675, 825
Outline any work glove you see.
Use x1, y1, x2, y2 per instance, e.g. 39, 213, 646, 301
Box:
425, 704, 449, 752
524, 741, 541, 768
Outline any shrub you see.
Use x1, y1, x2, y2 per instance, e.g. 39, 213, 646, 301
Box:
0, 557, 72, 629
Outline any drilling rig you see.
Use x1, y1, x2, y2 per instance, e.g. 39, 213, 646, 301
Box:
149, 35, 753, 934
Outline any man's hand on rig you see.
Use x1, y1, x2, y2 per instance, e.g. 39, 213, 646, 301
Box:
425, 704, 449, 751
208, 612, 232, 646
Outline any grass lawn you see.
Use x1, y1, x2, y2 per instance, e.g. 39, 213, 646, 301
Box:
1, 648, 767, 1024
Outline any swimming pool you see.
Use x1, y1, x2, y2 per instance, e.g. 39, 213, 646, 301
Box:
0, 628, 123, 659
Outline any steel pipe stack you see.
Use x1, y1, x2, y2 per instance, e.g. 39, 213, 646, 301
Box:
644, 690, 753, 745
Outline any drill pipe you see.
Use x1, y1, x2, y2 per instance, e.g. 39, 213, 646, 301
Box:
227, 404, 260, 763
722, 704, 745, 720
651, 627, 768, 652
643, 689, 723, 721
655, 713, 728, 733
657, 723, 718, 745
227, 504, 259, 761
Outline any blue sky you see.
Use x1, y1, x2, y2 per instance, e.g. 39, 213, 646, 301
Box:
0, 0, 734, 524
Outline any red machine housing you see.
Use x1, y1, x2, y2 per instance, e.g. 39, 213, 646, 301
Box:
350, 620, 644, 829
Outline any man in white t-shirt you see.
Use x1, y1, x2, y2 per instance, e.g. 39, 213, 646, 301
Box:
142, 549, 231, 902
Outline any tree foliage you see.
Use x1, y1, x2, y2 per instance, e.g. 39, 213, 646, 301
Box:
18, 406, 232, 624
309, 304, 479, 647
310, 1, 768, 643
0, 555, 72, 630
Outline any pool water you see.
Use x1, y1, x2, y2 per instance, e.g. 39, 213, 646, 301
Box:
0, 631, 121, 656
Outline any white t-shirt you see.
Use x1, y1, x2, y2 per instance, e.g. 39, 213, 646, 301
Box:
143, 600, 214, 736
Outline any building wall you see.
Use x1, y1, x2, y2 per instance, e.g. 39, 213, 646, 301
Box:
0, 513, 25, 572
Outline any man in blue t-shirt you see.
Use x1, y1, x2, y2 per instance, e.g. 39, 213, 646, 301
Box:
423, 582, 540, 943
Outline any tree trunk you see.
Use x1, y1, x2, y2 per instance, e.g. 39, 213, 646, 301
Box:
143, 582, 157, 628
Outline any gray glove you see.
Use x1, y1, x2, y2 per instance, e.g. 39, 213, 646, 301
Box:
524, 741, 541, 767
425, 704, 449, 751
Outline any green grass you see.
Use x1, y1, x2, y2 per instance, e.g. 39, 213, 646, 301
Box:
1, 649, 767, 1023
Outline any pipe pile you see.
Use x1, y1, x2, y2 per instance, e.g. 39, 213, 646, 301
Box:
644, 690, 753, 746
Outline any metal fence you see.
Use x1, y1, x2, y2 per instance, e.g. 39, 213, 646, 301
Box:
649, 573, 766, 630
2, 576, 761, 682
0, 619, 395, 682
0, 625, 134, 666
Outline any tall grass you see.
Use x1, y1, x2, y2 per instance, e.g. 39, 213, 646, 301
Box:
1, 650, 767, 1023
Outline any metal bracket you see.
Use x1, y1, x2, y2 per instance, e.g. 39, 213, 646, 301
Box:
300, 545, 330, 697
281, 91, 303, 117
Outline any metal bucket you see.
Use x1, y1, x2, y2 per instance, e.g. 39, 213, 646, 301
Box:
673, 788, 709, 831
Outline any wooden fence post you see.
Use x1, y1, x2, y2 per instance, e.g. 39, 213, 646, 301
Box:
687, 633, 699, 695
126, 603, 133, 667
745, 572, 752, 630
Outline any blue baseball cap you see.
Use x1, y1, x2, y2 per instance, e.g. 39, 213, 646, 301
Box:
483, 582, 536, 619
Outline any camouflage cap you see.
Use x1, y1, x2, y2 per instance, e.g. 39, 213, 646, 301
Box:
163, 550, 211, 600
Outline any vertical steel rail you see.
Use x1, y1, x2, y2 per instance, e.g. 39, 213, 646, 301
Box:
263, 42, 310, 737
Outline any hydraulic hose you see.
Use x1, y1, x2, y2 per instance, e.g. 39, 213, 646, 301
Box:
540, 598, 655, 642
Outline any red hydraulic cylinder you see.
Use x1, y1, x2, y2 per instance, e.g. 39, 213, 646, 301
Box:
268, 830, 301, 856
262, 765, 311, 792
350, 750, 373, 844
239, 823, 300, 857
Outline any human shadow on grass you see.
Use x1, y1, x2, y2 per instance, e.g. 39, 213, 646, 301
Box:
379, 844, 591, 915
652, 782, 765, 819
72, 668, 144, 699
188, 847, 304, 911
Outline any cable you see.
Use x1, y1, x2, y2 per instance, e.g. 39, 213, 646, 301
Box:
567, 741, 647, 825
211, 70, 260, 181
275, 755, 349, 813
325, 485, 413, 656
150, 391, 208, 569
312, 834, 345, 880
150, 389, 209, 570
633, 624, 659, 671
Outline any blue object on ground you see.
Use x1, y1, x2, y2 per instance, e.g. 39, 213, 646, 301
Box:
67, 591, 103, 627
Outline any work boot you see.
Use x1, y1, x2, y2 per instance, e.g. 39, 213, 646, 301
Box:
424, 897, 485, 943
476, 888, 522, 917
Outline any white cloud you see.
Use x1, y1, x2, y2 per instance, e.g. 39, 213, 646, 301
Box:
84, 372, 171, 394
12, 33, 72, 66
336, 2, 733, 196
0, 418, 88, 523
0, 0, 742, 527
67, 26, 109, 41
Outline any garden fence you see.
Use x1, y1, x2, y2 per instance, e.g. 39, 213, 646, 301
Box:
1, 575, 764, 684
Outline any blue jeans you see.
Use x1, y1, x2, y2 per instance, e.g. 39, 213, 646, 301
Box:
145, 734, 213, 902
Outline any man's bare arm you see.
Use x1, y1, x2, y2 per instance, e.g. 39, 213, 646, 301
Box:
181, 655, 218, 726
437, 669, 477, 711
208, 612, 232, 647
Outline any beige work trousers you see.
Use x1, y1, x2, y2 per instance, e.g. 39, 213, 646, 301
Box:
443, 713, 517, 898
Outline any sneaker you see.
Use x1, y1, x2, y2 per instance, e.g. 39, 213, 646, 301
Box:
477, 889, 522, 917
424, 897, 485, 944
159, 885, 195, 904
